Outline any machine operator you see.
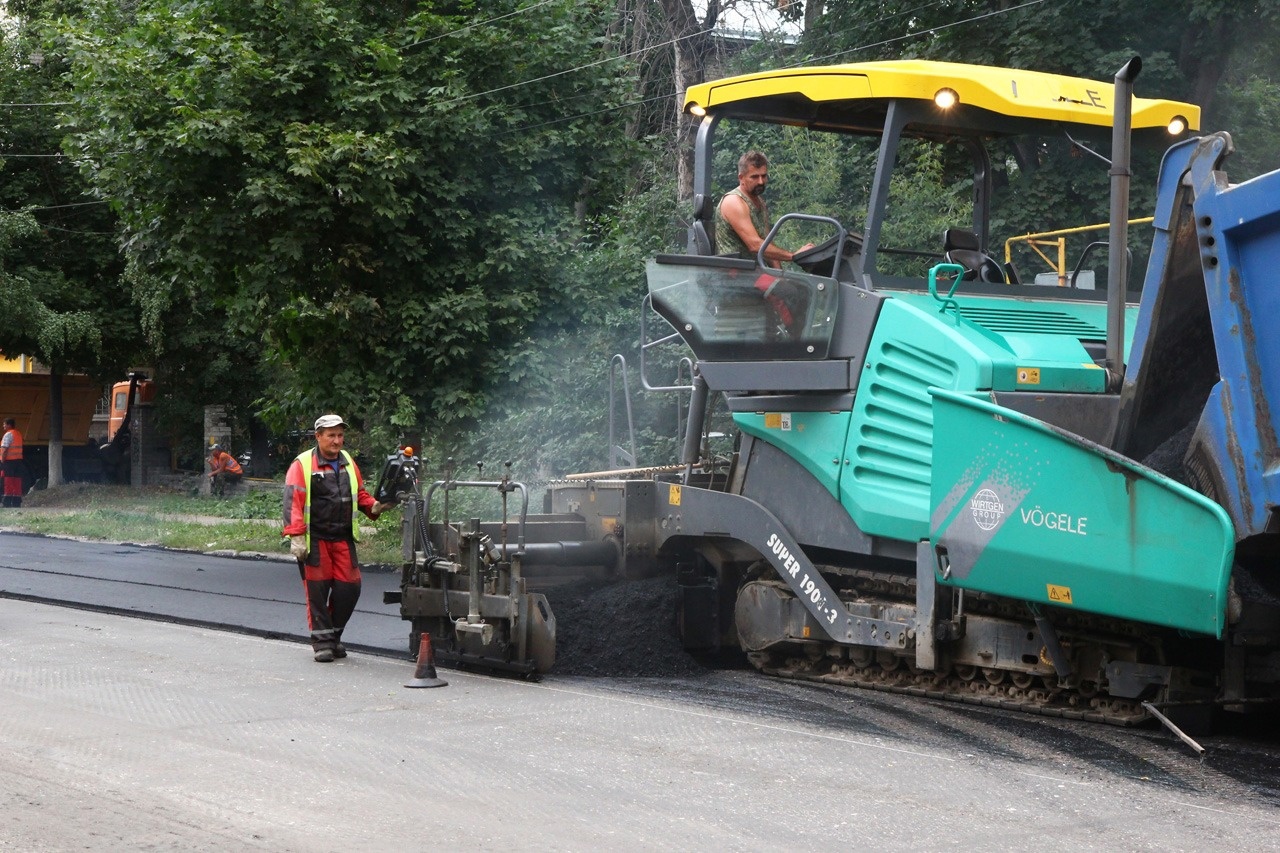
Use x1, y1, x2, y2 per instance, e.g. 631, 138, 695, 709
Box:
715, 150, 814, 334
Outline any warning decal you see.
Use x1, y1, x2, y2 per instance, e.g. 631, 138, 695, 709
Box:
1046, 584, 1073, 605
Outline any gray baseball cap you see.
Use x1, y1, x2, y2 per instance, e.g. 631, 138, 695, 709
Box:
314, 414, 348, 430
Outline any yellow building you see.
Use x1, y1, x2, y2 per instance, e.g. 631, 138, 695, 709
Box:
0, 353, 35, 373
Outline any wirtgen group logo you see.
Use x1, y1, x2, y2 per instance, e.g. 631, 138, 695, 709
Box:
970, 488, 1004, 531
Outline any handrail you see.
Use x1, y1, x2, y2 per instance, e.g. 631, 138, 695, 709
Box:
1003, 217, 1153, 285
674, 357, 693, 444
423, 477, 530, 552
1070, 241, 1133, 289
928, 263, 967, 317
608, 354, 637, 470
639, 293, 694, 392
756, 212, 846, 277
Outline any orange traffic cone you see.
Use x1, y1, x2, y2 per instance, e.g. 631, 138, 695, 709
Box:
404, 632, 448, 688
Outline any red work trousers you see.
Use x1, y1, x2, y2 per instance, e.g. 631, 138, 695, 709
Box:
2, 460, 23, 508
302, 539, 362, 652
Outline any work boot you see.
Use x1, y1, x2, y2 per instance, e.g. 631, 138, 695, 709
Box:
332, 643, 347, 659
314, 648, 335, 663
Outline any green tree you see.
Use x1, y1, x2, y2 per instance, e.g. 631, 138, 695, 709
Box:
0, 8, 140, 485
54, 0, 638, 455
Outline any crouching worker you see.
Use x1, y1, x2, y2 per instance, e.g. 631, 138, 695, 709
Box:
207, 444, 243, 496
282, 414, 389, 662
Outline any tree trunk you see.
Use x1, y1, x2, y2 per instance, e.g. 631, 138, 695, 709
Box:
47, 370, 64, 487
248, 416, 273, 478
1177, 9, 1241, 119
804, 0, 826, 30
658, 0, 718, 202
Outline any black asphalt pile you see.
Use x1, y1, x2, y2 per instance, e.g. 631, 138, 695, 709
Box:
1141, 419, 1196, 482
543, 576, 708, 678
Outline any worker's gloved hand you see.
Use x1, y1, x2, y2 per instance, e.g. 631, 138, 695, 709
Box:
370, 501, 386, 519
289, 535, 307, 560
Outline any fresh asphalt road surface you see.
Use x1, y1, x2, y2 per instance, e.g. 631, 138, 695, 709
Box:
1, 531, 1279, 851
0, 531, 409, 657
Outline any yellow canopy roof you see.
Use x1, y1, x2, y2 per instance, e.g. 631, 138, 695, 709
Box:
684, 60, 1199, 136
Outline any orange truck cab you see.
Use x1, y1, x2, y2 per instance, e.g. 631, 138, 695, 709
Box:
107, 378, 156, 441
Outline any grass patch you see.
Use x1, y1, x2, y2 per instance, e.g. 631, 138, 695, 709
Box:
24, 483, 281, 518
8, 484, 404, 565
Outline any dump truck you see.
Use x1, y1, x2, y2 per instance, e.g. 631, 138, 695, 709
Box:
0, 370, 108, 483
0, 369, 157, 484
383, 58, 1279, 726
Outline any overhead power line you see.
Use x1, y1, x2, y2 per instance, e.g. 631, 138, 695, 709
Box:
493, 0, 1051, 137
434, 28, 704, 109
39, 224, 116, 235
487, 0, 954, 124
798, 0, 1049, 67
27, 200, 109, 212
495, 92, 672, 137
0, 2, 1054, 176
404, 0, 561, 50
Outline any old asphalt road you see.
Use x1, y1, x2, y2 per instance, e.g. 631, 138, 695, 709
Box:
2, 532, 1280, 851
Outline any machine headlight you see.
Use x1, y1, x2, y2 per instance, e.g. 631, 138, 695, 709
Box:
934, 88, 959, 109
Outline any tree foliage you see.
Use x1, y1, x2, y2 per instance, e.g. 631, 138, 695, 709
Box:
53, 0, 639, 449
0, 0, 1275, 481
0, 11, 137, 379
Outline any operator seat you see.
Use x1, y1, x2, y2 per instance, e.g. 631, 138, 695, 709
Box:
943, 228, 1006, 284
690, 193, 716, 256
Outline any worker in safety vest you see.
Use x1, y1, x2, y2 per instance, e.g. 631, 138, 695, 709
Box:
281, 414, 388, 662
1, 417, 24, 508
207, 444, 244, 496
